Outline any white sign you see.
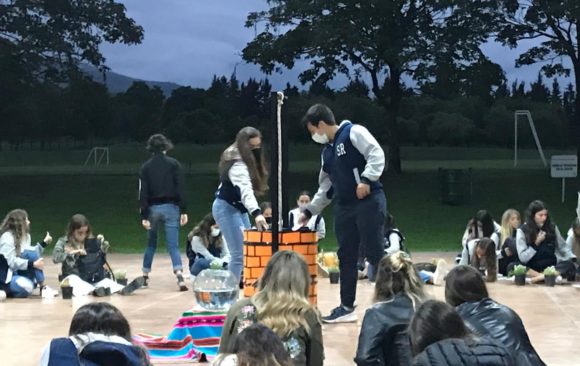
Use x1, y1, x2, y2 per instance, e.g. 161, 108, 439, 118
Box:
551, 155, 577, 178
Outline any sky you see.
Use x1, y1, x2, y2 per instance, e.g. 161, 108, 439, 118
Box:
99, 0, 572, 90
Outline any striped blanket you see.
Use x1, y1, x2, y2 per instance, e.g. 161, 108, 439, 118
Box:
134, 308, 227, 363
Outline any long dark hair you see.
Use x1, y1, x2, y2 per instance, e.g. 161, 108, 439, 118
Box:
66, 214, 93, 244
466, 210, 495, 238
0, 209, 29, 255
444, 265, 489, 307
231, 323, 293, 366
219, 126, 268, 196
374, 251, 425, 307
522, 200, 555, 245
409, 300, 472, 356
187, 213, 223, 249
470, 238, 497, 282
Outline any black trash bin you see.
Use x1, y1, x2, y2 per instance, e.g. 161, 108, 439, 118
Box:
438, 168, 472, 205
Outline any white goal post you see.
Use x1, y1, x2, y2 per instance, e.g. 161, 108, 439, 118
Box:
84, 147, 110, 166
514, 110, 547, 168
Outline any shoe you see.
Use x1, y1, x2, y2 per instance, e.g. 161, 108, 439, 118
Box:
41, 286, 59, 298
176, 274, 188, 292
0, 290, 6, 302
322, 305, 357, 324
141, 276, 149, 289
433, 259, 448, 286
93, 287, 109, 297
556, 275, 563, 284
120, 277, 145, 296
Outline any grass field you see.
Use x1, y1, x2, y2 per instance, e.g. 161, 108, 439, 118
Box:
0, 144, 578, 254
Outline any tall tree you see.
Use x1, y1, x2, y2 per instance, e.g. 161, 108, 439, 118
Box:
528, 72, 550, 102
0, 0, 143, 82
551, 78, 562, 105
496, 0, 580, 152
243, 0, 498, 172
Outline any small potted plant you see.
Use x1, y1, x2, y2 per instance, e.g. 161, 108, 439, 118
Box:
60, 278, 73, 299
512, 265, 527, 286
543, 266, 557, 287
328, 266, 340, 284
114, 270, 128, 286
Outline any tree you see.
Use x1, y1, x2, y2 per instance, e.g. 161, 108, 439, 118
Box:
0, 0, 143, 82
243, 0, 498, 173
551, 78, 562, 105
496, 0, 580, 153
528, 72, 550, 102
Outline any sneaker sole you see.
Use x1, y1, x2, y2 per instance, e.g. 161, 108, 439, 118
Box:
322, 312, 357, 324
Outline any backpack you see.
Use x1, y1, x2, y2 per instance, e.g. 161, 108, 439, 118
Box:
77, 239, 108, 284
384, 229, 408, 254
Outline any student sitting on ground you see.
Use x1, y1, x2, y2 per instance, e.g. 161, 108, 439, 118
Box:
355, 251, 425, 366
457, 210, 500, 263
498, 209, 521, 276
289, 191, 326, 240
39, 302, 151, 366
186, 213, 230, 278
515, 200, 576, 283
220, 251, 324, 366
458, 238, 498, 282
566, 217, 580, 279
445, 265, 545, 366
53, 214, 142, 296
409, 300, 515, 366
0, 209, 58, 298
212, 323, 293, 366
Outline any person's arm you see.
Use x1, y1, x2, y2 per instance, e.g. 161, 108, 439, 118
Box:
385, 232, 401, 255
516, 228, 536, 264
305, 157, 333, 217
139, 165, 150, 220
459, 240, 473, 266
229, 161, 261, 217
52, 237, 73, 264
0, 235, 32, 271
461, 227, 470, 247
350, 124, 386, 183
316, 217, 326, 240
555, 226, 575, 261
354, 308, 385, 366
174, 160, 187, 215
491, 232, 500, 251
306, 310, 324, 366
190, 237, 219, 262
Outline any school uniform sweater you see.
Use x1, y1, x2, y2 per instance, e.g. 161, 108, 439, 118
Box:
0, 232, 38, 284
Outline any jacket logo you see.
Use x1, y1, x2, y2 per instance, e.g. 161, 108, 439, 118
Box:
336, 143, 346, 157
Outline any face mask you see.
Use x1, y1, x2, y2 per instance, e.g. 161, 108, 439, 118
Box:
265, 217, 272, 225
252, 148, 262, 161
298, 203, 307, 210
211, 227, 220, 237
311, 132, 329, 145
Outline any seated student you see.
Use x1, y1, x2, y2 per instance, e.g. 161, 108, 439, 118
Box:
498, 209, 521, 276
186, 213, 230, 278
458, 238, 498, 282
220, 251, 324, 366
415, 259, 448, 286
445, 265, 545, 366
212, 323, 293, 366
409, 300, 515, 366
260, 201, 273, 226
457, 210, 500, 263
1, 254, 8, 301
53, 214, 142, 296
288, 191, 326, 240
355, 251, 425, 366
0, 209, 58, 298
39, 302, 151, 366
566, 217, 580, 279
515, 200, 576, 283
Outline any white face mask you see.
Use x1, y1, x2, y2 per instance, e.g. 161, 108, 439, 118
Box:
211, 227, 221, 237
311, 132, 329, 145
298, 203, 307, 210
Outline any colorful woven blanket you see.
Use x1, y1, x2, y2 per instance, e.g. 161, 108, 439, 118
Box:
134, 309, 227, 363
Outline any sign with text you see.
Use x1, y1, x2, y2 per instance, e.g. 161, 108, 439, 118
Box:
551, 155, 577, 178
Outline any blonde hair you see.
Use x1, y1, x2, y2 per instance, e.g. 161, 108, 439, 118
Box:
374, 251, 425, 309
252, 251, 320, 338
500, 209, 520, 246
0, 209, 29, 256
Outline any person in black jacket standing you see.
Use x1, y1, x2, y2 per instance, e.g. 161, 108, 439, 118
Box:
139, 134, 188, 291
445, 265, 545, 366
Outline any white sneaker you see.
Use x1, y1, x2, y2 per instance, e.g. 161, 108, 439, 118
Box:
0, 290, 6, 302
555, 275, 563, 284
433, 259, 448, 286
41, 286, 59, 298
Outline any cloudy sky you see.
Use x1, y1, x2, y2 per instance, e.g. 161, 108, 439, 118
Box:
100, 0, 572, 90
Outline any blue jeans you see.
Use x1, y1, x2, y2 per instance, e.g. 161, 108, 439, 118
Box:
212, 198, 250, 282
9, 275, 34, 298
18, 250, 44, 285
142, 203, 183, 273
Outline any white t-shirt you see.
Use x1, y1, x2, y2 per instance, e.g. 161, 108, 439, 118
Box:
288, 208, 326, 240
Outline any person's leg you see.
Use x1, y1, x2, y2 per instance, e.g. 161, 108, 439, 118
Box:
8, 275, 34, 298
333, 203, 359, 310
555, 260, 576, 281
213, 198, 246, 282
357, 193, 387, 282
142, 206, 161, 276
20, 250, 44, 285
190, 258, 212, 276
162, 204, 183, 272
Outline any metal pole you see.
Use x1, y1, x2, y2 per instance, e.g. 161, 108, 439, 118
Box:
562, 178, 566, 203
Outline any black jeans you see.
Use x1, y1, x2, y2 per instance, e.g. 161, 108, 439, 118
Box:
334, 191, 387, 308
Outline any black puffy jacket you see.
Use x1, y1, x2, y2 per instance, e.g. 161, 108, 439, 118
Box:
413, 338, 515, 366
354, 294, 416, 366
455, 298, 545, 366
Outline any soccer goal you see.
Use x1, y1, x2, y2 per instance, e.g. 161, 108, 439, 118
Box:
514, 110, 547, 168
84, 147, 110, 166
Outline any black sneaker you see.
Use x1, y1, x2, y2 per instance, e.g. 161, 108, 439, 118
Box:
322, 305, 357, 324
176, 274, 188, 292
93, 287, 109, 297
120, 277, 145, 296
141, 276, 149, 289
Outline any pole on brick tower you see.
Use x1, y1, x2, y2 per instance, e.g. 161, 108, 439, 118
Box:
270, 91, 288, 253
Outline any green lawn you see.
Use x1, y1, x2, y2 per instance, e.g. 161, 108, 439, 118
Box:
0, 144, 578, 254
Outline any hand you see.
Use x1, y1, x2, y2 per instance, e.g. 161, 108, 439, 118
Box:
255, 215, 269, 231
33, 258, 44, 270
96, 234, 104, 242
298, 213, 309, 226
356, 183, 371, 199
505, 247, 512, 257
180, 214, 188, 226
76, 249, 87, 256
535, 231, 546, 245
142, 219, 151, 230
44, 231, 52, 244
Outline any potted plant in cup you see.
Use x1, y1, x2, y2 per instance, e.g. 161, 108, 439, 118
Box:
543, 266, 557, 287
513, 265, 527, 286
114, 270, 128, 286
60, 278, 73, 299
328, 266, 340, 284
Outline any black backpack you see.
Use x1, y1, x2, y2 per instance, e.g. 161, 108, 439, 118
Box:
77, 239, 108, 284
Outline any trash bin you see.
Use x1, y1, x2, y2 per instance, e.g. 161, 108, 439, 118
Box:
438, 168, 472, 205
